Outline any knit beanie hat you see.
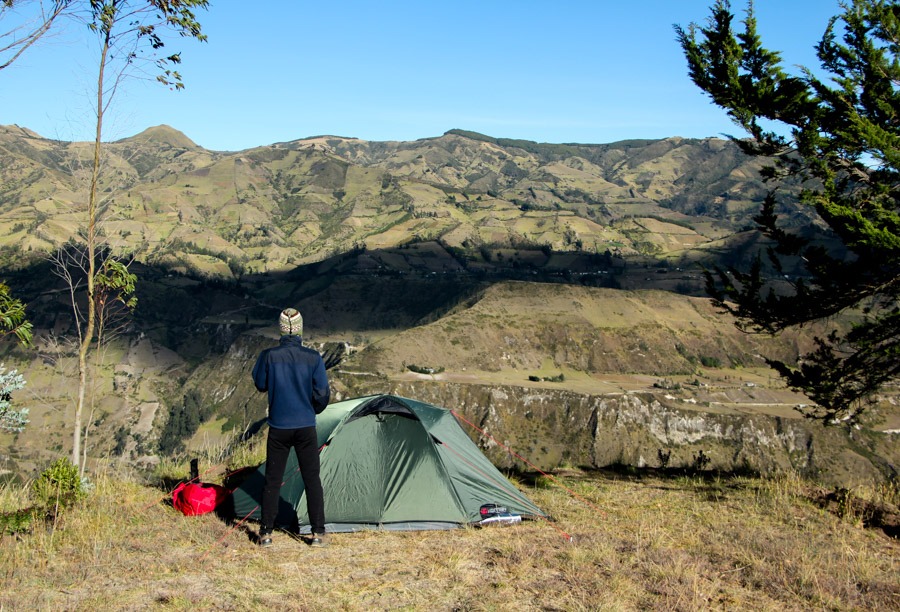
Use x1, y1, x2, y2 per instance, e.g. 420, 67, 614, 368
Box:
279, 308, 303, 336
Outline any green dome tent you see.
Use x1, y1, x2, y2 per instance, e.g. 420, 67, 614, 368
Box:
231, 394, 546, 533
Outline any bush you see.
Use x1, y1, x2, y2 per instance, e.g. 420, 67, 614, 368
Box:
1, 457, 90, 535
699, 355, 721, 368
657, 448, 672, 469
530, 373, 565, 383
0, 367, 28, 433
0, 506, 39, 535
31, 457, 87, 515
32, 458, 85, 509
692, 450, 711, 471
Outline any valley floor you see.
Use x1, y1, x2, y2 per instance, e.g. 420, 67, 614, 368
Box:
391, 366, 900, 424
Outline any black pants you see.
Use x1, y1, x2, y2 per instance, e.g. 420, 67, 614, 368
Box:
260, 426, 325, 535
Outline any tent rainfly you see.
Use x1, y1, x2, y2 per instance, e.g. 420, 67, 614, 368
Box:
231, 394, 547, 533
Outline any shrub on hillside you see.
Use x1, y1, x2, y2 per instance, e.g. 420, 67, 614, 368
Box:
699, 355, 721, 368
0, 367, 27, 433
32, 457, 87, 514
529, 373, 565, 383
407, 364, 444, 375
1, 457, 90, 535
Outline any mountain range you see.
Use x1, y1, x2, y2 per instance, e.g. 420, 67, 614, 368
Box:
0, 123, 818, 277
0, 124, 895, 487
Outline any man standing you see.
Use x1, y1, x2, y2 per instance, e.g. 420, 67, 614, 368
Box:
252, 307, 330, 548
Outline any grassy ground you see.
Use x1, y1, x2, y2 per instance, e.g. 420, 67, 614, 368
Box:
1, 462, 897, 611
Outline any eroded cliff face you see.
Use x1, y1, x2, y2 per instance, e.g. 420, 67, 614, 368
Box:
334, 378, 895, 487
154, 333, 896, 488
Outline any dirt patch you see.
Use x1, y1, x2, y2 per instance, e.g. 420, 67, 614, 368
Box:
134, 401, 160, 435
126, 338, 184, 371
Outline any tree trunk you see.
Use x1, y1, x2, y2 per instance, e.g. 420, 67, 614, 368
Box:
72, 25, 110, 472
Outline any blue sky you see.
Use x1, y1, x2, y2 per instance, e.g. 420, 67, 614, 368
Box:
1, 1, 841, 151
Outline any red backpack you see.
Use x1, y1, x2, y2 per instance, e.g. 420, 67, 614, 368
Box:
172, 481, 229, 516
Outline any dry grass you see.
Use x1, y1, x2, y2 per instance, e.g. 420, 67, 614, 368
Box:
1, 466, 897, 611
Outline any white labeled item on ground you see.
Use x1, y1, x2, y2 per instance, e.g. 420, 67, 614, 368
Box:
478, 503, 522, 526
478, 513, 523, 526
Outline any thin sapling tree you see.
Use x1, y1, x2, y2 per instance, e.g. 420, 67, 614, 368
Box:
57, 0, 207, 470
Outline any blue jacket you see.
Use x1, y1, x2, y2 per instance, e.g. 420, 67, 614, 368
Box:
252, 335, 330, 429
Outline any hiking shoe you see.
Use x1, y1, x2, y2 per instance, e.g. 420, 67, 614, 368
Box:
309, 534, 328, 548
259, 533, 273, 548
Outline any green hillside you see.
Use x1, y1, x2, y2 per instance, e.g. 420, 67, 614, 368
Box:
0, 126, 893, 489
0, 124, 815, 278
